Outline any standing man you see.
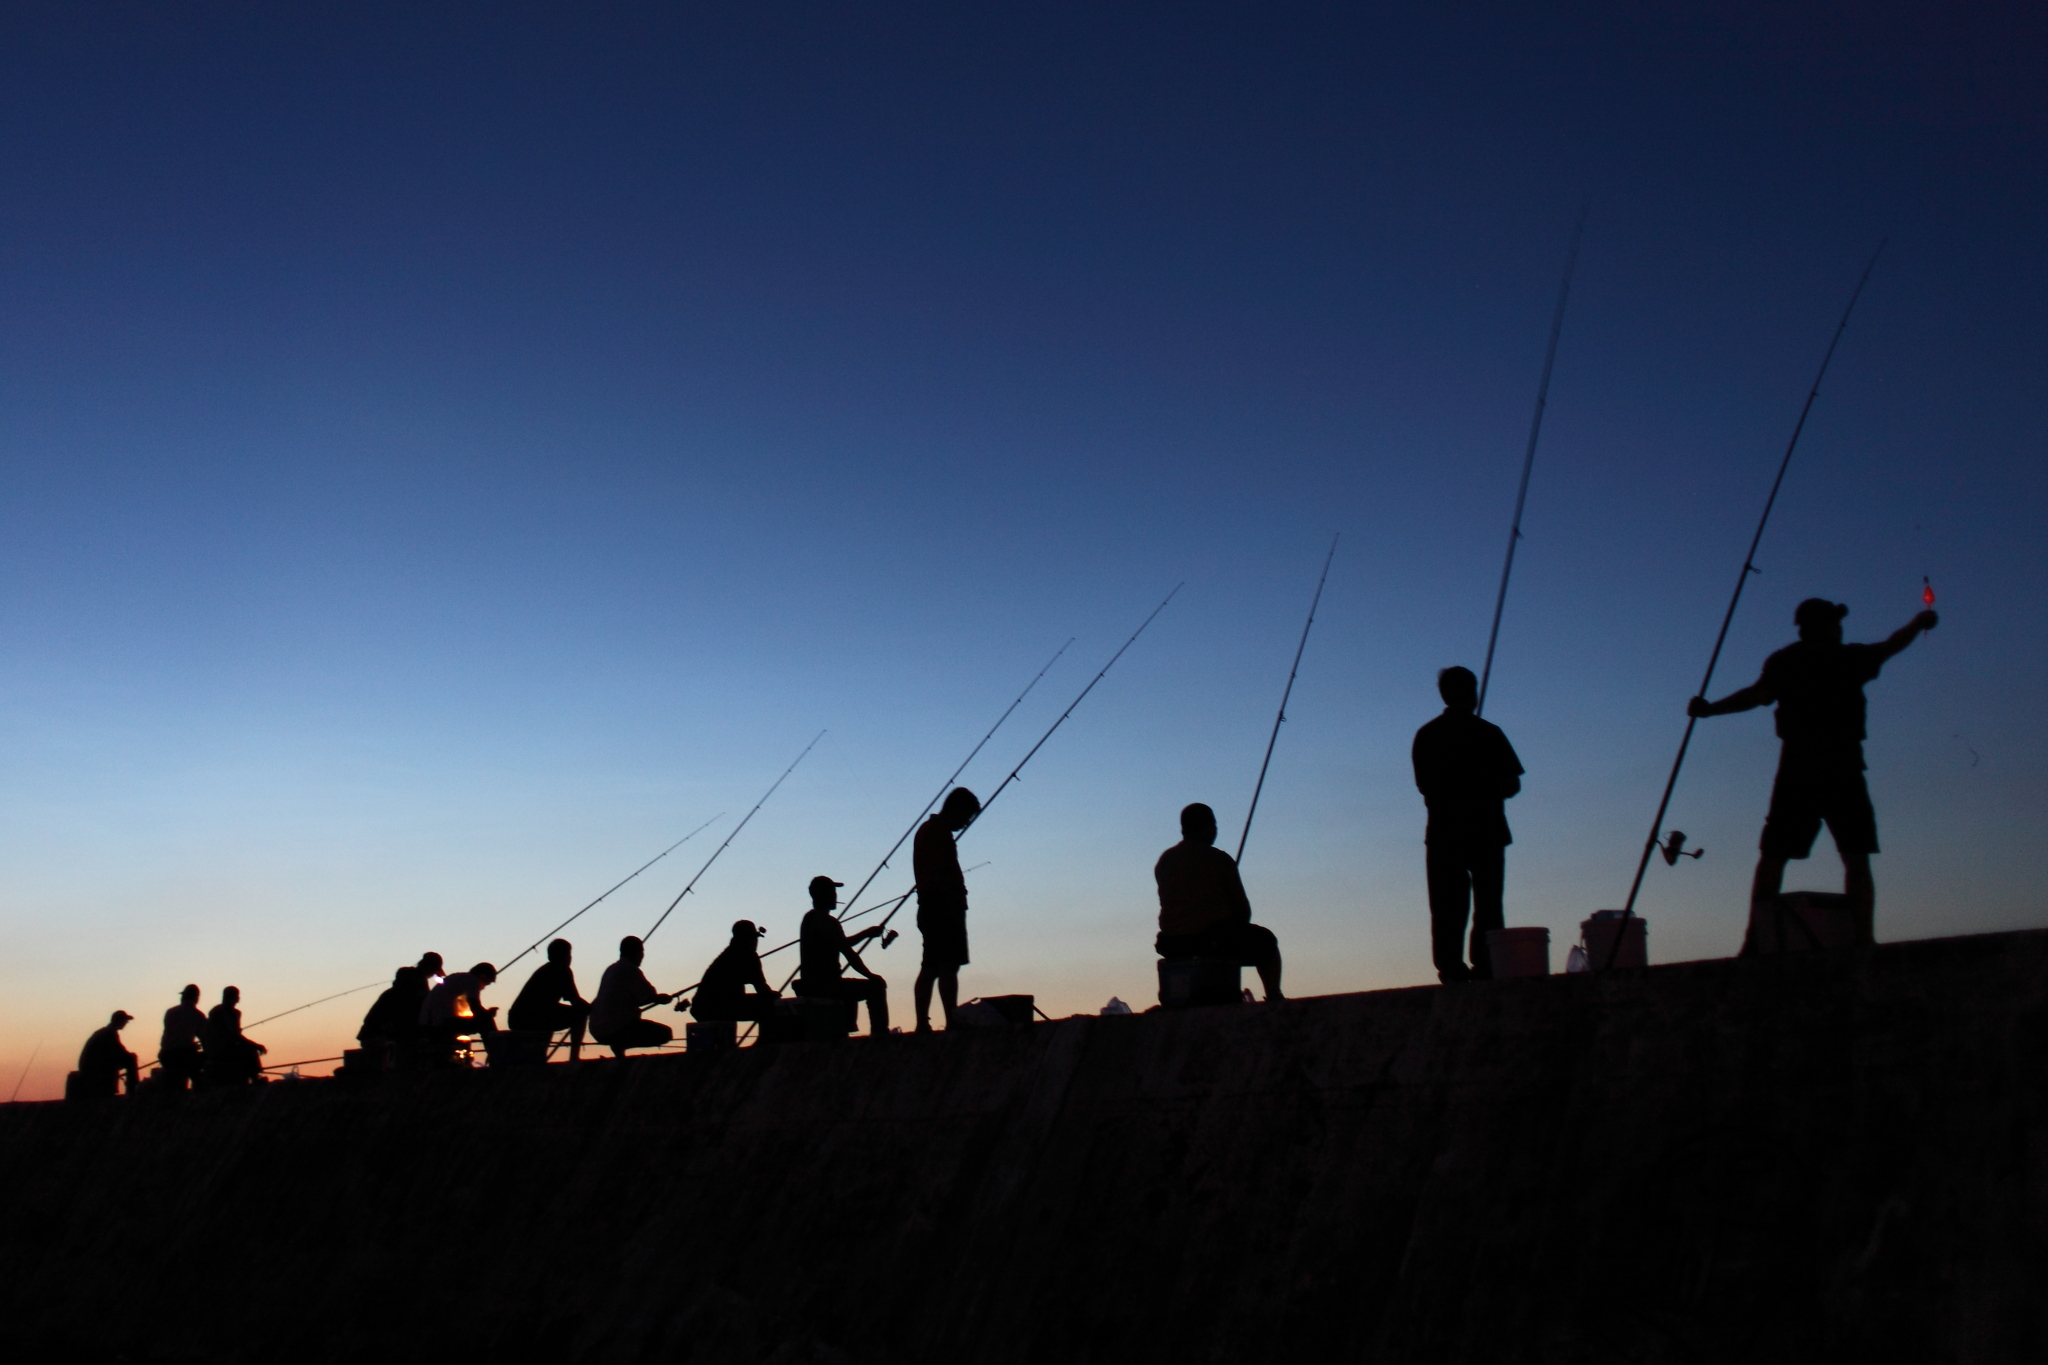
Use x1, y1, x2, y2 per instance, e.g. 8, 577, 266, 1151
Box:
1412, 666, 1525, 983
159, 985, 207, 1091
508, 940, 590, 1061
912, 787, 980, 1033
1689, 597, 1937, 923
691, 920, 784, 1029
588, 936, 675, 1058
77, 1011, 140, 1097
1154, 802, 1283, 1000
798, 878, 889, 1036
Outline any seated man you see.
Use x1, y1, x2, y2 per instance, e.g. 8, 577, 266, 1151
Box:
204, 987, 267, 1085
1154, 802, 1283, 1001
356, 966, 426, 1066
77, 1010, 140, 1097
507, 939, 591, 1061
690, 921, 782, 1026
798, 876, 889, 1036
159, 985, 208, 1091
421, 963, 499, 1062
588, 936, 675, 1058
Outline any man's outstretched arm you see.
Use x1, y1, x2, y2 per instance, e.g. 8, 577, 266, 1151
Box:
1873, 609, 1939, 662
1689, 678, 1773, 718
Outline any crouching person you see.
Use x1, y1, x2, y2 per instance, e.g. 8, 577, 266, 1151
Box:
589, 936, 674, 1058
690, 921, 782, 1027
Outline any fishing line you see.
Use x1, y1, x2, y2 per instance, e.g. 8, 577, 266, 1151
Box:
501, 813, 723, 972
644, 732, 826, 943
1478, 207, 1587, 715
1237, 535, 1339, 863
1610, 240, 1888, 966
8, 1039, 43, 1103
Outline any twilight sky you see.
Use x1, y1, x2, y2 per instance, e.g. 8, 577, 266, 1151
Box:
3, 2, 2043, 1098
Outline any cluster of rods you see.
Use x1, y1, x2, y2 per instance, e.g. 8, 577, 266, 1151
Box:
226, 226, 1894, 1066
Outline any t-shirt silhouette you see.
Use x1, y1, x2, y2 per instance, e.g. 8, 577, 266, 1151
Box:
1757, 640, 1886, 756
1411, 710, 1524, 847
1154, 841, 1252, 937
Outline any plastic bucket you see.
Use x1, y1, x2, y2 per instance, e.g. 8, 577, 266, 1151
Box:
1582, 912, 1648, 969
1157, 958, 1243, 1008
685, 1021, 737, 1052
1485, 927, 1551, 978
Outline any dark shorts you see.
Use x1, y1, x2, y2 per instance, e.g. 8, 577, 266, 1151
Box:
918, 902, 968, 971
1156, 922, 1280, 966
1761, 757, 1879, 859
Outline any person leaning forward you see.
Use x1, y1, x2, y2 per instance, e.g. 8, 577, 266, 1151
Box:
1690, 597, 1936, 927
159, 985, 207, 1091
588, 936, 674, 1058
691, 920, 783, 1026
797, 878, 889, 1036
1154, 802, 1283, 1000
77, 1010, 140, 1097
913, 786, 979, 1032
1412, 665, 1525, 984
204, 987, 266, 1086
508, 939, 590, 1061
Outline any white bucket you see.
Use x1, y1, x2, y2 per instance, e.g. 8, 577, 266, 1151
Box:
1486, 927, 1551, 978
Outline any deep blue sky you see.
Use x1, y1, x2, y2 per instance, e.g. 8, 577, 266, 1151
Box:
3, 2, 2043, 1092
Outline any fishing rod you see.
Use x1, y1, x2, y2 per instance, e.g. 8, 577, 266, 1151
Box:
1478, 207, 1587, 716
246, 980, 386, 1030
834, 639, 1073, 922
868, 584, 1183, 942
1609, 239, 1887, 968
8, 1040, 42, 1103
644, 732, 826, 942
501, 813, 723, 972
1237, 535, 1339, 863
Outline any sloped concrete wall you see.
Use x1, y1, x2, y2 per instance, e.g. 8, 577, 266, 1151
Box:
1, 929, 2043, 1365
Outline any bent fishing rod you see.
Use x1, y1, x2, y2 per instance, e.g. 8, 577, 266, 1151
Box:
1609, 239, 1887, 968
501, 813, 723, 972
1478, 207, 1587, 716
644, 731, 825, 942
834, 638, 1073, 922
866, 583, 1184, 943
1237, 536, 1339, 863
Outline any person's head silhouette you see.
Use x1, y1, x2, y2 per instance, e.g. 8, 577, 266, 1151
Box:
221, 986, 240, 1008
1180, 802, 1218, 846
547, 938, 572, 965
1794, 597, 1848, 644
417, 952, 444, 979
732, 919, 765, 943
939, 787, 982, 831
1438, 666, 1479, 713
392, 966, 422, 990
808, 875, 842, 911
619, 935, 645, 965
109, 1010, 132, 1031
469, 963, 497, 985
180, 984, 199, 1005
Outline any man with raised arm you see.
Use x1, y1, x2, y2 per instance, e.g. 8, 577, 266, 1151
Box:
1154, 802, 1283, 1000
1690, 597, 1937, 925
798, 878, 889, 1036
1412, 666, 1526, 983
912, 787, 980, 1032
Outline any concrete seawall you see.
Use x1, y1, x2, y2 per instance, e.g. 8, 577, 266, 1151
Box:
2, 929, 2043, 1364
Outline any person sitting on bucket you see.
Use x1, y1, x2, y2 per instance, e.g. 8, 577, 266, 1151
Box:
1154, 802, 1283, 1000
421, 963, 500, 1060
1689, 596, 1937, 925
797, 878, 890, 1036
588, 936, 675, 1058
159, 985, 207, 1091
78, 1010, 140, 1097
690, 920, 783, 1029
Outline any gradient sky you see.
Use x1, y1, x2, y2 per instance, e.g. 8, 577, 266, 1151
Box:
4, 3, 2043, 1100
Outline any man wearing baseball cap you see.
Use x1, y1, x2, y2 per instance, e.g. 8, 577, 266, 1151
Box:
77, 1010, 140, 1097
798, 875, 890, 1036
689, 920, 782, 1026
1690, 596, 1938, 927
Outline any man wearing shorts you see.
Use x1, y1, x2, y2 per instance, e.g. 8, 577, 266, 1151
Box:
1154, 802, 1283, 1000
1690, 596, 1938, 923
912, 787, 980, 1032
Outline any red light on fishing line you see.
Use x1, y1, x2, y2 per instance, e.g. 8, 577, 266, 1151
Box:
1923, 577, 1936, 607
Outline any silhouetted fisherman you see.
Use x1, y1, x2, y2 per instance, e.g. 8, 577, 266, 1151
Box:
204, 987, 267, 1085
589, 936, 675, 1058
913, 787, 980, 1032
159, 985, 207, 1091
416, 951, 445, 987
1155, 802, 1284, 1000
798, 878, 890, 1035
357, 966, 426, 1064
422, 963, 499, 1060
508, 939, 590, 1061
1689, 598, 1938, 923
1412, 666, 1525, 983
690, 920, 783, 1027
77, 1011, 140, 1097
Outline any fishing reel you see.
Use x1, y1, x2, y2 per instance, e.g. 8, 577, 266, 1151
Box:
1659, 831, 1705, 866
881, 929, 899, 949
